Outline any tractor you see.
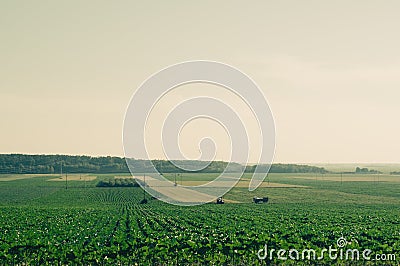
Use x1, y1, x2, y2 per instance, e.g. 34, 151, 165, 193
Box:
253, 196, 269, 204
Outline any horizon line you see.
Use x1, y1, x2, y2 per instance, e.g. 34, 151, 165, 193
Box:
1, 153, 400, 165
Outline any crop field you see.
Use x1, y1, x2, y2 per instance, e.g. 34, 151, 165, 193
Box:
289, 174, 400, 183
0, 173, 399, 265
47, 174, 98, 182
0, 174, 57, 182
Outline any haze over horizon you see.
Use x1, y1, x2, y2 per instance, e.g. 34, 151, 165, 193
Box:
2, 153, 400, 166
1, 1, 399, 163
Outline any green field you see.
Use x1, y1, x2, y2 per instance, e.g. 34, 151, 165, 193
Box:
0, 173, 399, 265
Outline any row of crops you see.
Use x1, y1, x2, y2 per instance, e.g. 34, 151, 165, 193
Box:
1, 184, 399, 265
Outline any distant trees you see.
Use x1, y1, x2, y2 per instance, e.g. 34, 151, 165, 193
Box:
355, 167, 382, 174
151, 160, 242, 174
0, 154, 128, 174
245, 163, 327, 174
0, 154, 329, 174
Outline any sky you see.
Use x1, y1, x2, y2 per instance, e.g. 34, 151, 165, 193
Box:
1, 0, 399, 163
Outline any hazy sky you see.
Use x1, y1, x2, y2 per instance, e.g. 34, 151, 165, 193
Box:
1, 1, 399, 163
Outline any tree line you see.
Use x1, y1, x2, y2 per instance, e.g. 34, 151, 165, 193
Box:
0, 154, 328, 174
355, 167, 382, 174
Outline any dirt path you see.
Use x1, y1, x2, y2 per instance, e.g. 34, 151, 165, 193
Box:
180, 180, 307, 188
137, 175, 307, 204
139, 175, 216, 204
